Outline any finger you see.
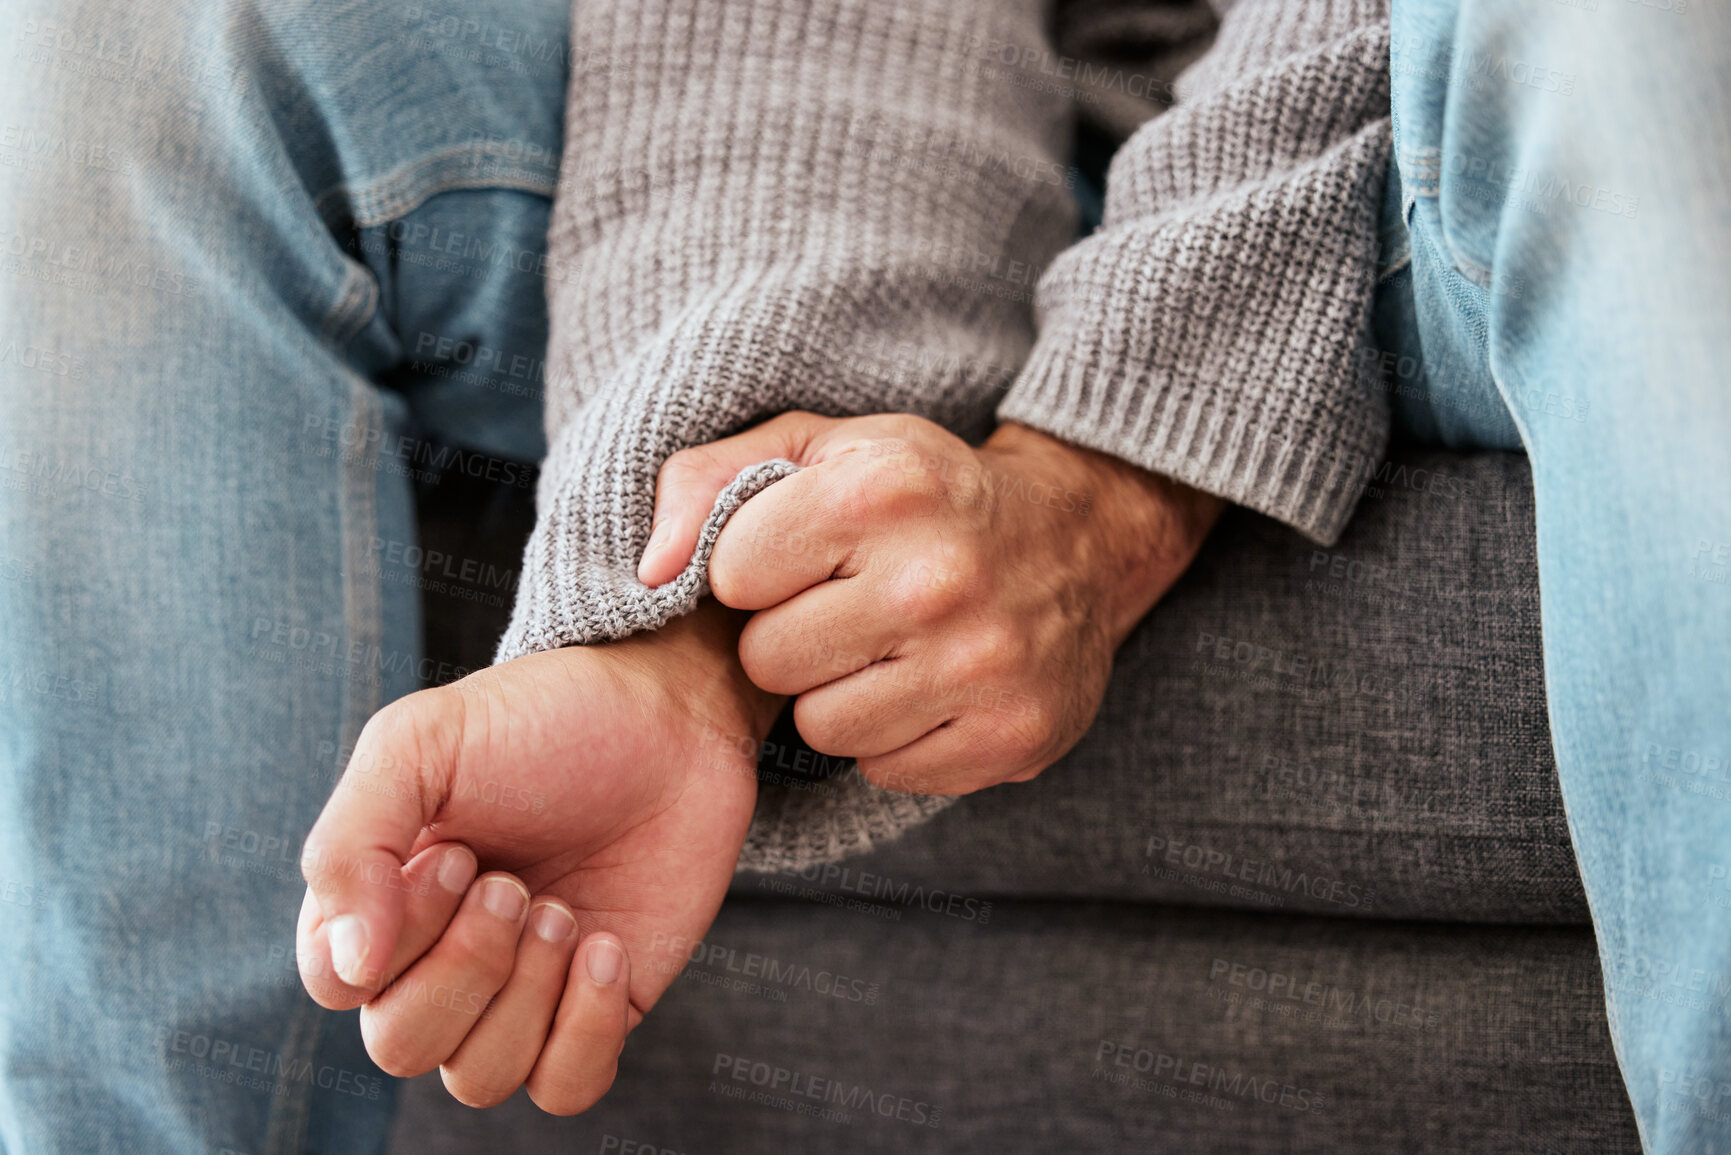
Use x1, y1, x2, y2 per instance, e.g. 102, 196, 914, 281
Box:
707, 463, 859, 610
299, 840, 477, 1009
358, 873, 531, 1078
299, 689, 463, 998
637, 411, 838, 587
792, 659, 953, 760
439, 899, 583, 1108
855, 708, 1048, 795
710, 429, 966, 610
736, 580, 904, 695
526, 935, 631, 1116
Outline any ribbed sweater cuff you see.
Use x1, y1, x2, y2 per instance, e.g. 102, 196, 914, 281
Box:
999, 121, 1392, 546
494, 457, 800, 661
1000, 347, 1377, 545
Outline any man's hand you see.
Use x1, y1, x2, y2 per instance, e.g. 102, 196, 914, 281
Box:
296, 601, 780, 1114
638, 413, 1223, 795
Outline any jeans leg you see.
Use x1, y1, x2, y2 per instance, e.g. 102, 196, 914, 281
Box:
0, 1, 564, 1151
1389, 0, 1731, 1149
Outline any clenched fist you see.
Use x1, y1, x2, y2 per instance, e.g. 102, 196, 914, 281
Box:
638, 414, 1223, 795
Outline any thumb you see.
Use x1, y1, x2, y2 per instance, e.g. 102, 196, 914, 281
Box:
298, 690, 457, 997
637, 411, 839, 588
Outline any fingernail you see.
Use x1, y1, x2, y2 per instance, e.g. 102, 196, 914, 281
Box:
328, 915, 369, 986
640, 520, 671, 568
481, 876, 528, 921
585, 939, 623, 985
530, 903, 576, 944
438, 846, 477, 895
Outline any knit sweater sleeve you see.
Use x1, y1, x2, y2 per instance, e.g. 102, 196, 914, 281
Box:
999, 0, 1393, 545
495, 0, 1078, 871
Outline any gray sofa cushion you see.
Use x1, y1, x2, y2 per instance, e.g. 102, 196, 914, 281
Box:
390, 898, 1635, 1154
738, 449, 1583, 925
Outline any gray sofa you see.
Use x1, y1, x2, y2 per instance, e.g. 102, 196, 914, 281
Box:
386, 447, 1639, 1153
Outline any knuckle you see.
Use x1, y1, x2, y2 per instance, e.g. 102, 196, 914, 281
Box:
441, 928, 516, 989
441, 1067, 518, 1110
943, 630, 1012, 686
878, 413, 938, 442
792, 697, 847, 756
764, 409, 825, 441
736, 632, 788, 694
884, 569, 950, 624
661, 444, 719, 483
849, 456, 926, 518
993, 700, 1059, 766
528, 1067, 615, 1117
360, 1021, 429, 1080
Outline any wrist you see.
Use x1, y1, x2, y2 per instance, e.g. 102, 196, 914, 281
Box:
981, 422, 1224, 647
609, 598, 786, 743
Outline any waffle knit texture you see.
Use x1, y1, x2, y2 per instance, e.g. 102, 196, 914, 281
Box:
499, 0, 1393, 872
1002, 0, 1393, 545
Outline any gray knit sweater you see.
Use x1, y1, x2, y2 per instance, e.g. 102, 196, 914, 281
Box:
496, 0, 1393, 872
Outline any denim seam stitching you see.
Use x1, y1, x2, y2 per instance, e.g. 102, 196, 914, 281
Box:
313, 141, 559, 229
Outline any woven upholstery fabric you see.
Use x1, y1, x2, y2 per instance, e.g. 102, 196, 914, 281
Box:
391, 899, 1635, 1154
740, 448, 1582, 924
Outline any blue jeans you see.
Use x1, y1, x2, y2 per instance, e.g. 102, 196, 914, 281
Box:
1383, 0, 1731, 1150
0, 1, 558, 1150
1, 1, 1727, 1154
